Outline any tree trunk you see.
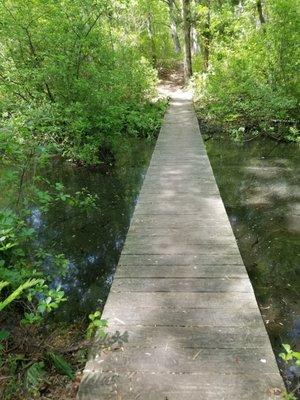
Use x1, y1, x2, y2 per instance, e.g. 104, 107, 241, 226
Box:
182, 0, 192, 81
168, 0, 181, 53
256, 0, 266, 26
203, 1, 210, 72
147, 12, 157, 66
191, 27, 200, 55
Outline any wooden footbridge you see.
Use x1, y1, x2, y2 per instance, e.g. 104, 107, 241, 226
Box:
78, 91, 284, 399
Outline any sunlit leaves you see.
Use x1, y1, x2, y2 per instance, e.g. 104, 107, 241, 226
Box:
280, 343, 300, 366
0, 278, 42, 311
193, 0, 299, 141
86, 310, 108, 339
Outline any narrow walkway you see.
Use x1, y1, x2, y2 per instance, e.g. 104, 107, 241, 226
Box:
78, 91, 284, 399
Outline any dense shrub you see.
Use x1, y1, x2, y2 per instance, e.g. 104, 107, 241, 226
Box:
0, 0, 167, 165
193, 0, 299, 142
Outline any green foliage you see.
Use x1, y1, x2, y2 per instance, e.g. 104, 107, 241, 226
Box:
24, 362, 45, 392
0, 0, 164, 166
3, 352, 74, 398
0, 330, 10, 341
280, 343, 300, 366
193, 0, 299, 142
282, 393, 297, 400
86, 311, 108, 339
0, 279, 42, 311
279, 344, 300, 399
284, 127, 300, 143
136, 0, 176, 67
47, 352, 75, 380
126, 100, 168, 139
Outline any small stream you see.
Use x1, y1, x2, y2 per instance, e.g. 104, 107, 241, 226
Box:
205, 136, 300, 390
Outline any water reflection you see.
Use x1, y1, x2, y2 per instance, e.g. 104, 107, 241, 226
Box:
34, 139, 154, 322
205, 137, 300, 353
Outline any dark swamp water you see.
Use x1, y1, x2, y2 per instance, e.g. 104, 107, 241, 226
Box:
43, 135, 299, 347
33, 139, 156, 321
6, 132, 299, 391
205, 136, 300, 392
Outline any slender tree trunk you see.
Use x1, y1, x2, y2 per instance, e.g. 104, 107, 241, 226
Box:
147, 12, 157, 66
194, 0, 210, 71
168, 0, 181, 53
191, 27, 200, 55
256, 0, 266, 26
182, 0, 192, 81
170, 21, 181, 54
203, 1, 210, 72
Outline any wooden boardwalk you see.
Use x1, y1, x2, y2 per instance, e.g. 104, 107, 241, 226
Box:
78, 91, 284, 399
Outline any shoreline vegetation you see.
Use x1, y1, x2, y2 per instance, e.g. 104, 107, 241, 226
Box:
0, 0, 298, 398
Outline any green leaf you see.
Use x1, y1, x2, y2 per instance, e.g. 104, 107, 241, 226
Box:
25, 362, 45, 389
47, 352, 74, 379
282, 343, 291, 353
89, 310, 101, 321
0, 278, 42, 311
292, 351, 300, 360
0, 330, 10, 341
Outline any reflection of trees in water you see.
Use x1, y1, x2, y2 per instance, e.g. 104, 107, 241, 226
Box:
206, 137, 300, 347
31, 139, 154, 322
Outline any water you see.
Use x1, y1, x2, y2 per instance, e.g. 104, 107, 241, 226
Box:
30, 136, 300, 344
32, 139, 155, 321
2, 129, 299, 390
205, 136, 300, 390
49, 134, 299, 347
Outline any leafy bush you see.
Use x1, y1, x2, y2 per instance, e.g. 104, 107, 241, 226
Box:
0, 1, 166, 165
193, 0, 299, 142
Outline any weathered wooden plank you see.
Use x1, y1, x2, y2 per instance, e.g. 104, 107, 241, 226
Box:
139, 189, 220, 199
101, 324, 272, 349
143, 174, 216, 183
134, 200, 226, 215
141, 178, 216, 187
105, 291, 256, 309
149, 160, 213, 167
115, 265, 247, 278
127, 227, 233, 238
78, 372, 283, 400
122, 243, 238, 255
134, 207, 226, 216
111, 277, 253, 293
84, 347, 279, 374
147, 164, 209, 173
130, 215, 230, 228
118, 253, 244, 266
137, 192, 221, 203
137, 194, 221, 203
128, 224, 233, 234
125, 235, 237, 246
102, 307, 264, 327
